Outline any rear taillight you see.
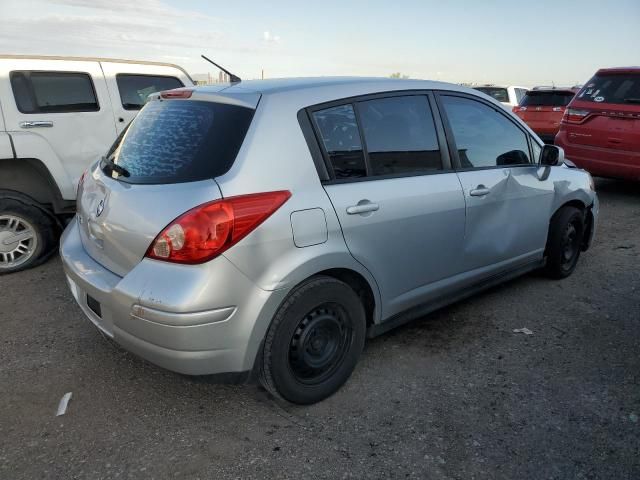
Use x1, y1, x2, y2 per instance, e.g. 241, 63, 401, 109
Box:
160, 89, 193, 99
562, 108, 591, 124
146, 191, 291, 264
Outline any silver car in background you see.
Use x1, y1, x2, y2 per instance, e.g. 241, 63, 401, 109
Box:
60, 78, 598, 404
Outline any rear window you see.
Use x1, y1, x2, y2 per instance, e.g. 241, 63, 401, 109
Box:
577, 73, 640, 105
116, 74, 184, 110
474, 87, 509, 103
520, 91, 575, 107
105, 99, 254, 184
312, 104, 367, 179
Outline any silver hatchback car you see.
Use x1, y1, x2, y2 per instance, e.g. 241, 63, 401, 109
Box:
61, 78, 598, 404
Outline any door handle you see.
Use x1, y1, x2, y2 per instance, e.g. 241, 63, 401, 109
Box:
20, 120, 53, 128
469, 186, 490, 197
346, 202, 379, 215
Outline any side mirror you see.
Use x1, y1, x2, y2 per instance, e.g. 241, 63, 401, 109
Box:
540, 145, 564, 167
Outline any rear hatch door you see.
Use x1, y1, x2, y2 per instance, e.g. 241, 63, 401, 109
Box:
77, 90, 259, 277
567, 72, 640, 152
516, 90, 575, 127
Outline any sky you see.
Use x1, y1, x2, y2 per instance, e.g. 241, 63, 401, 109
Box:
0, 0, 638, 86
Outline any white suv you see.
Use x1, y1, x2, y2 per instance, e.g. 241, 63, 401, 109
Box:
473, 85, 529, 107
0, 55, 193, 272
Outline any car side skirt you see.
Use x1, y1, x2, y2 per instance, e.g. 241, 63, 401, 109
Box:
366, 258, 545, 338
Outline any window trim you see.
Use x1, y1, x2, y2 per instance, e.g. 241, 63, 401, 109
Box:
115, 73, 184, 111
304, 89, 454, 184
434, 90, 535, 172
9, 70, 100, 114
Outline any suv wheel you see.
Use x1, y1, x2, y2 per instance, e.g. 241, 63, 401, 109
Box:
544, 206, 584, 279
260, 276, 366, 404
0, 198, 56, 274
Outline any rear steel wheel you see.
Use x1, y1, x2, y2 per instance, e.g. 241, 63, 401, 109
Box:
260, 276, 366, 404
288, 304, 352, 385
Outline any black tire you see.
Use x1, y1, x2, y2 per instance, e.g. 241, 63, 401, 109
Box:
260, 276, 366, 404
543, 206, 584, 279
0, 197, 57, 274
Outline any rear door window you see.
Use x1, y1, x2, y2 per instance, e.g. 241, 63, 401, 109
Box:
312, 104, 367, 179
521, 91, 575, 107
357, 95, 442, 175
441, 95, 531, 168
106, 99, 254, 184
577, 73, 640, 104
10, 71, 99, 113
116, 74, 184, 110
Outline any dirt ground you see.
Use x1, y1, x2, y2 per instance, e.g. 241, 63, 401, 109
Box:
1, 178, 638, 479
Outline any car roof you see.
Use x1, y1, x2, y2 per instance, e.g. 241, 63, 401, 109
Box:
473, 85, 528, 89
0, 54, 193, 82
526, 88, 578, 94
175, 77, 500, 113
596, 66, 640, 75
194, 76, 468, 95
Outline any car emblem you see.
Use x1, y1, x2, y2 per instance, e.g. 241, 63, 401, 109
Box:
96, 199, 105, 217
536, 107, 542, 111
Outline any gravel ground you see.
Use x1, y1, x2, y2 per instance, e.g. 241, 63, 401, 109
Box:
1, 178, 639, 480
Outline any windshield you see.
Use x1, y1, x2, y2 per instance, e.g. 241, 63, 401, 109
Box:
103, 99, 254, 184
576, 73, 640, 104
520, 91, 575, 107
474, 87, 509, 103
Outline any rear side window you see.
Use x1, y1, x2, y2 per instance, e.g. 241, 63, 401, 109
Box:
521, 91, 575, 107
516, 89, 527, 104
474, 87, 509, 103
357, 96, 442, 175
312, 105, 367, 179
577, 73, 640, 104
10, 71, 99, 113
106, 99, 254, 184
116, 74, 184, 110
441, 95, 531, 168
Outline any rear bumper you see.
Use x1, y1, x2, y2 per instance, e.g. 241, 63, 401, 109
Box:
60, 219, 287, 376
556, 132, 640, 181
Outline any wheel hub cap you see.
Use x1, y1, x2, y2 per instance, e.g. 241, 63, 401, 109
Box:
0, 215, 37, 269
288, 305, 351, 384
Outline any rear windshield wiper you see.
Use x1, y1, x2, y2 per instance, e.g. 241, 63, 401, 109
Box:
101, 155, 130, 177
623, 97, 640, 104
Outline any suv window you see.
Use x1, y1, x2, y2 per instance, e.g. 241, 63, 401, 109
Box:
441, 95, 531, 168
577, 73, 640, 105
521, 91, 575, 107
312, 104, 367, 179
357, 96, 442, 175
105, 99, 254, 184
10, 71, 99, 114
515, 88, 527, 104
474, 87, 509, 103
116, 74, 184, 110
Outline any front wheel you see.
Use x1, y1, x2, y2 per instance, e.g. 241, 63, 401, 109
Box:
543, 206, 585, 279
259, 276, 366, 404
